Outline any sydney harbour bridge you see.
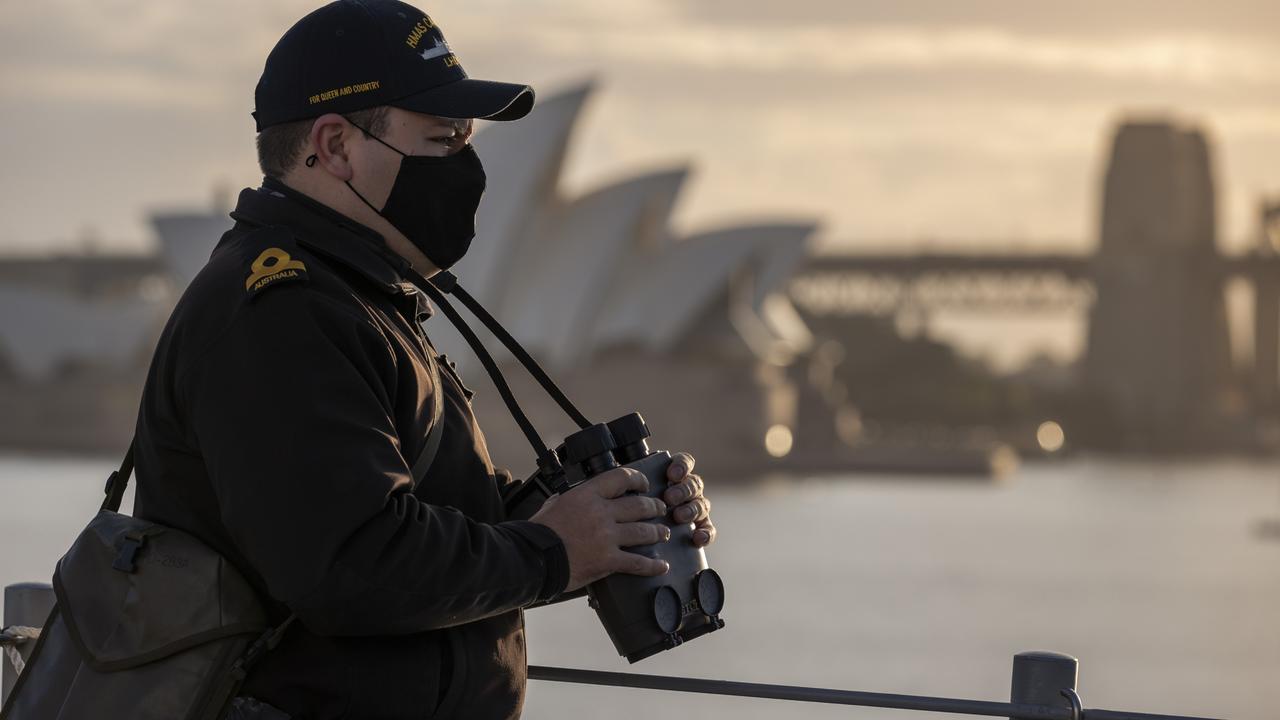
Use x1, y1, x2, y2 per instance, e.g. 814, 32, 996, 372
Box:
793, 122, 1280, 451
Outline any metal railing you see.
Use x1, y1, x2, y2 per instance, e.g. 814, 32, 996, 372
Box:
2, 583, 1232, 719
1, 584, 55, 704
529, 653, 1225, 720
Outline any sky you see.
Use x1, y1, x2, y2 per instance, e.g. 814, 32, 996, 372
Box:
1, 0, 1277, 262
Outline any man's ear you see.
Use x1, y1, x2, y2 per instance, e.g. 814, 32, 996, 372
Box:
307, 113, 357, 181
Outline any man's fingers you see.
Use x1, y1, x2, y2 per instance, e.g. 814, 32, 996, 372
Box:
663, 473, 704, 506
667, 453, 696, 482
592, 467, 649, 499
672, 496, 711, 524
610, 549, 670, 576
610, 495, 667, 522
693, 518, 717, 547
615, 521, 671, 547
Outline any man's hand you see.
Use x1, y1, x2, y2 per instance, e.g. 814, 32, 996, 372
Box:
530, 467, 671, 593
662, 452, 716, 547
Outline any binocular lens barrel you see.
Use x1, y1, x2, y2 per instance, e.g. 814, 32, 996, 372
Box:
560, 424, 619, 486
607, 413, 652, 464
582, 452, 618, 477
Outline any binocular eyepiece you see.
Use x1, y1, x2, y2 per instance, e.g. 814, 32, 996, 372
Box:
514, 412, 726, 663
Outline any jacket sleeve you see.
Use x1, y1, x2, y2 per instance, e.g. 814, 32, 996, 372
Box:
184, 287, 568, 636
494, 469, 588, 607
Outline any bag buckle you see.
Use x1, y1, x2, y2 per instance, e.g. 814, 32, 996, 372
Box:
103, 470, 119, 496
113, 532, 147, 573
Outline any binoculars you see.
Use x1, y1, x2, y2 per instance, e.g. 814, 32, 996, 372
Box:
508, 412, 726, 663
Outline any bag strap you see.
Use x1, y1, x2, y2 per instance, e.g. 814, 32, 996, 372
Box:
202, 614, 298, 719
100, 443, 135, 513
409, 352, 447, 487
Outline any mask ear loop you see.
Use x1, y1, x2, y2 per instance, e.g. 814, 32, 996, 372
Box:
345, 179, 385, 217
302, 149, 381, 214
347, 119, 408, 157
321, 119, 411, 216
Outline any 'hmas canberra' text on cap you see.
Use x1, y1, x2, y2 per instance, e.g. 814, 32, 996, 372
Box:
253, 0, 534, 131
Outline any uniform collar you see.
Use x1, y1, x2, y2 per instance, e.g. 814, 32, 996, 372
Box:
230, 176, 417, 298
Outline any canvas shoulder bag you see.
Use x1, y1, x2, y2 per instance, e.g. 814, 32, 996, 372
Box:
1, 354, 447, 719
0, 445, 294, 720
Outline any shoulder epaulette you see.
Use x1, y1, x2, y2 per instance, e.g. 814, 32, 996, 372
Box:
240, 226, 309, 299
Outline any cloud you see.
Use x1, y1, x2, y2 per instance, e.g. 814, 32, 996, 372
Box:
4, 62, 228, 109
525, 24, 1280, 86
0, 0, 310, 109
0, 0, 1276, 259
665, 0, 1280, 41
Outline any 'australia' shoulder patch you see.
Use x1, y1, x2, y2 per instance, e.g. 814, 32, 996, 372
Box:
245, 246, 308, 298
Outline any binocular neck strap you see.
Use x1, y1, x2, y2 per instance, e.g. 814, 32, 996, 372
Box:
411, 273, 559, 469
425, 270, 592, 430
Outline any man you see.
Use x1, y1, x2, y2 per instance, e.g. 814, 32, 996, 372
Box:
132, 1, 717, 718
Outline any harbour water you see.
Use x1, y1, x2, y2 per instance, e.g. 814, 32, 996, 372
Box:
2, 456, 1276, 719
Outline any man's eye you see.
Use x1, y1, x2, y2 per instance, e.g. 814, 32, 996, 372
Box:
432, 136, 457, 146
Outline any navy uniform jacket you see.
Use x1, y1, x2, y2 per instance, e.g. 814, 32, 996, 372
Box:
133, 177, 569, 719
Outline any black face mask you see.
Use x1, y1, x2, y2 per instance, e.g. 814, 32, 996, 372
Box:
341, 125, 487, 270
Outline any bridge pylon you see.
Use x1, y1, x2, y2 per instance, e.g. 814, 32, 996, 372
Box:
1253, 199, 1280, 413
1080, 121, 1236, 451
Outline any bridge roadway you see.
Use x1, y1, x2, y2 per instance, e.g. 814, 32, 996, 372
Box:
801, 253, 1092, 279
800, 252, 1280, 280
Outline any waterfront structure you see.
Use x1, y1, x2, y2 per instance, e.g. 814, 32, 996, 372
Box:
1, 97, 1273, 458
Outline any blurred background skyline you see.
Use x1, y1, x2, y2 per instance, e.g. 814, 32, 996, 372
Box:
2, 0, 1278, 257
1, 1, 1279, 461
2, 4, 1278, 718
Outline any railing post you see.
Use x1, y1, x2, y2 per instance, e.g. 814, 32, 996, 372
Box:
2, 582, 55, 705
1010, 650, 1078, 719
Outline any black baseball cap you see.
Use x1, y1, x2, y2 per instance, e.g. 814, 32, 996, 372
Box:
253, 0, 534, 131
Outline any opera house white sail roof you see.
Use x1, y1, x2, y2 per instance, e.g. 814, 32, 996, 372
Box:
433, 82, 818, 374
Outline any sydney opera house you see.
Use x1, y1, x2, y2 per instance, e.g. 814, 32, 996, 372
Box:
0, 84, 823, 474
